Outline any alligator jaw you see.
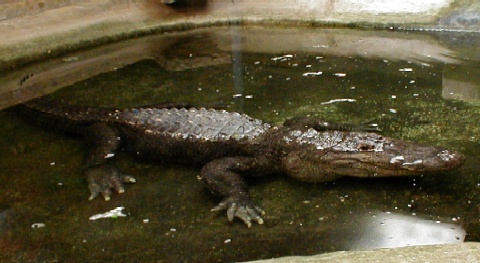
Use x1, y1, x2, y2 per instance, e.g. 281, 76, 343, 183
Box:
392, 148, 465, 173
339, 144, 466, 177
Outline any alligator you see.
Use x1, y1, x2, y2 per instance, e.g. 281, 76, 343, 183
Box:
17, 98, 465, 227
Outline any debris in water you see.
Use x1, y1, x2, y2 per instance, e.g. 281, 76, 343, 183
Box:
89, 207, 127, 220
31, 223, 46, 228
321, 99, 356, 105
271, 54, 294, 61
334, 73, 347, 77
302, 71, 323, 76
399, 68, 413, 72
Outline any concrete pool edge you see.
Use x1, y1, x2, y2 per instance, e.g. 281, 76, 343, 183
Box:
243, 242, 480, 263
1, 0, 480, 70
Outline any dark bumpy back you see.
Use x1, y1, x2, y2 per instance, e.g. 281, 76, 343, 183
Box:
116, 108, 272, 142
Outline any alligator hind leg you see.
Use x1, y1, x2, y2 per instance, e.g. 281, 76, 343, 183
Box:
283, 117, 381, 132
83, 123, 136, 201
200, 156, 272, 227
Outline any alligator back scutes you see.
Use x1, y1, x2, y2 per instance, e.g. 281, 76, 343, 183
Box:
119, 108, 272, 141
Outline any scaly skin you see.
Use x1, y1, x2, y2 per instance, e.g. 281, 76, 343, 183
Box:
17, 98, 465, 227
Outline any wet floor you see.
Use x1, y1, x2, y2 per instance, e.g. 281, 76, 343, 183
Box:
0, 26, 479, 262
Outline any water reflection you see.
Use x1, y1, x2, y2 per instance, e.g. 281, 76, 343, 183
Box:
342, 210, 465, 250
3, 27, 479, 109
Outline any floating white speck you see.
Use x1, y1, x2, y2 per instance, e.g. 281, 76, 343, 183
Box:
104, 153, 115, 159
334, 73, 347, 77
271, 54, 294, 61
50, 162, 55, 166
391, 95, 397, 99
245, 95, 253, 99
31, 223, 45, 228
302, 71, 323, 76
224, 239, 232, 243
232, 94, 243, 98
143, 219, 150, 223
389, 109, 397, 114
170, 228, 177, 232
254, 61, 260, 65
321, 99, 356, 105
89, 207, 127, 220
410, 80, 416, 83
399, 68, 413, 72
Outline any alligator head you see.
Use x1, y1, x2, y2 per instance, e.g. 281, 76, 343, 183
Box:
280, 129, 465, 182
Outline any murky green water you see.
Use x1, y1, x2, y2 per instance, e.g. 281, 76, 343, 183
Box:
0, 27, 479, 263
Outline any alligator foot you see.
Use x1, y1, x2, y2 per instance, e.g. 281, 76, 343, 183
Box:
85, 165, 136, 201
211, 195, 265, 228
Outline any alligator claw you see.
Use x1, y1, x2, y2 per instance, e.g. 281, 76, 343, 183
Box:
212, 196, 265, 227
85, 165, 136, 201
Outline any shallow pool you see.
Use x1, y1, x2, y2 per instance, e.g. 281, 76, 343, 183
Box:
0, 27, 479, 262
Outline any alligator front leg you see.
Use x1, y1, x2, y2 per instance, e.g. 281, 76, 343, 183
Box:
83, 123, 136, 201
284, 117, 380, 132
200, 157, 270, 227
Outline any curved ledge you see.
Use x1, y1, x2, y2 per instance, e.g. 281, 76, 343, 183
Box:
0, 0, 479, 70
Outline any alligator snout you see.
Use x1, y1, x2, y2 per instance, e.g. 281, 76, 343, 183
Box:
412, 149, 465, 172
388, 145, 465, 173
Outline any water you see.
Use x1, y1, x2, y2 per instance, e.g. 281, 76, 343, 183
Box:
0, 26, 479, 262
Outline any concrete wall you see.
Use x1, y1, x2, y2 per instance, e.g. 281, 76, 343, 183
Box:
0, 0, 480, 70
